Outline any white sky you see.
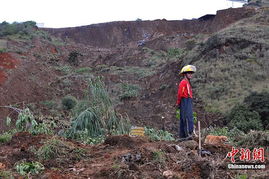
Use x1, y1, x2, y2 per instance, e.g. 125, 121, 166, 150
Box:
0, 0, 244, 28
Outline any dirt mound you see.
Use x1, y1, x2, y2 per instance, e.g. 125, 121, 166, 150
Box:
0, 132, 268, 178
8, 132, 47, 149
104, 135, 148, 149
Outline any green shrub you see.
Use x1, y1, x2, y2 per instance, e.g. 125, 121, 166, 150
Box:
0, 21, 36, 38
15, 160, 44, 176
37, 138, 86, 161
0, 170, 14, 179
8, 108, 54, 135
68, 51, 82, 66
16, 108, 37, 131
236, 130, 269, 148
64, 77, 131, 142
0, 129, 17, 143
119, 83, 140, 100
152, 150, 166, 164
62, 95, 77, 110
145, 127, 175, 141
244, 91, 269, 128
206, 127, 245, 143
227, 104, 263, 132
65, 129, 105, 145
37, 139, 66, 160
167, 48, 185, 58
208, 127, 230, 136
68, 108, 103, 137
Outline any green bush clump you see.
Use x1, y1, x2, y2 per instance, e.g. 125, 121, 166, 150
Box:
15, 160, 44, 176
0, 170, 14, 179
119, 83, 140, 100
167, 48, 185, 58
205, 127, 245, 143
0, 21, 36, 38
152, 150, 166, 164
68, 51, 82, 66
145, 127, 175, 141
0, 129, 17, 143
37, 138, 86, 161
227, 104, 263, 133
236, 130, 269, 148
5, 108, 53, 135
64, 77, 131, 143
62, 95, 77, 110
244, 91, 269, 128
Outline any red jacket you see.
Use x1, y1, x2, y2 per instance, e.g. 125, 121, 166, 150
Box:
176, 78, 193, 105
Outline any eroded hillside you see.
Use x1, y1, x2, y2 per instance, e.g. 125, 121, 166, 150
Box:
0, 5, 268, 179
0, 7, 258, 133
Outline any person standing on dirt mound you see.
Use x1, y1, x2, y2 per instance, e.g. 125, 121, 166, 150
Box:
176, 65, 196, 140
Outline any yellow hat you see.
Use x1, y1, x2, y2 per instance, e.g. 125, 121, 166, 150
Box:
180, 65, 196, 74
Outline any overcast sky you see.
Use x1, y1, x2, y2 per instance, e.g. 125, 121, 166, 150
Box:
1, 0, 245, 28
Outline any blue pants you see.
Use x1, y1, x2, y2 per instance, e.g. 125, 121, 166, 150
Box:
179, 98, 194, 138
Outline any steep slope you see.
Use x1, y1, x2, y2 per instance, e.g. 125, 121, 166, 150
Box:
181, 7, 269, 113
0, 6, 261, 134
44, 7, 255, 48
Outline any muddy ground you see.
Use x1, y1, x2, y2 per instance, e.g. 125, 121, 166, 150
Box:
0, 132, 268, 178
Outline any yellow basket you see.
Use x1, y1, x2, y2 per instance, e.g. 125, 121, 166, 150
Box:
129, 126, 145, 137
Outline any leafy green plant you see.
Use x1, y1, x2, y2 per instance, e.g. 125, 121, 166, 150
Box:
119, 83, 140, 100
15, 160, 44, 176
62, 95, 77, 110
0, 170, 14, 179
65, 129, 105, 144
145, 127, 175, 141
37, 138, 86, 161
30, 123, 54, 135
68, 108, 103, 137
37, 138, 65, 160
8, 108, 54, 135
227, 104, 263, 132
208, 127, 230, 136
0, 129, 17, 143
167, 48, 185, 58
235, 174, 247, 179
204, 126, 245, 144
152, 150, 166, 164
16, 108, 37, 131
64, 77, 131, 142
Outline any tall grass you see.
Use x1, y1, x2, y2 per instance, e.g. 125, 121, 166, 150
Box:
65, 77, 131, 141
